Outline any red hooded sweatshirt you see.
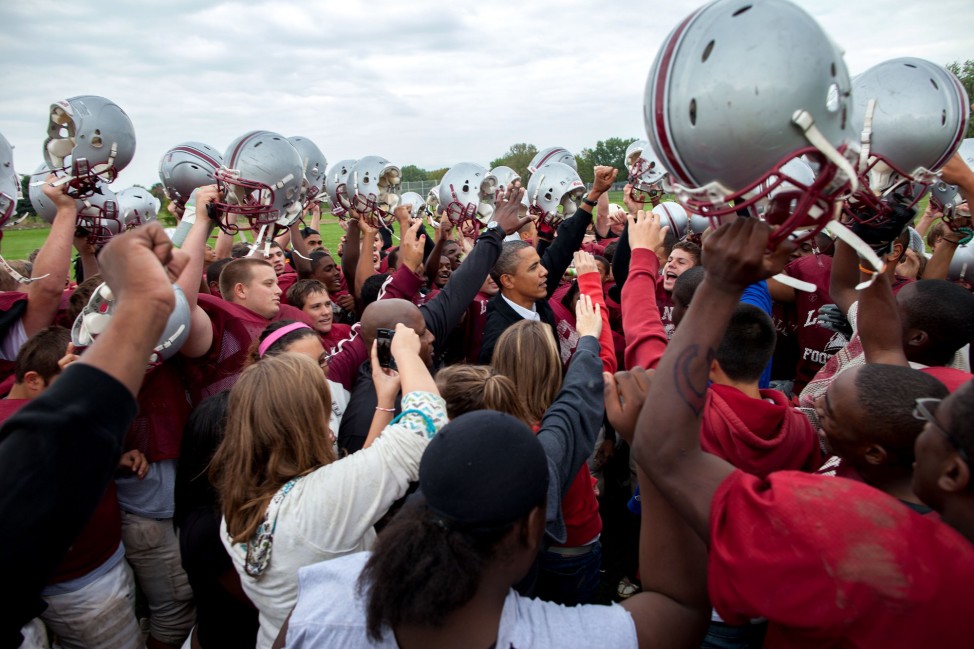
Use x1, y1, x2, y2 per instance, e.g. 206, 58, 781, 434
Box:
701, 383, 821, 478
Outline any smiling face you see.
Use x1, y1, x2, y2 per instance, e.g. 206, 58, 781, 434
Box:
301, 289, 333, 334
313, 254, 342, 294
662, 248, 697, 292
434, 256, 452, 288
443, 241, 461, 270
501, 247, 549, 305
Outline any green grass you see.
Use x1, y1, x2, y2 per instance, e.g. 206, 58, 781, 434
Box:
1, 228, 52, 261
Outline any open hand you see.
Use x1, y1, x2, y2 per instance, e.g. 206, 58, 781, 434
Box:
575, 293, 602, 339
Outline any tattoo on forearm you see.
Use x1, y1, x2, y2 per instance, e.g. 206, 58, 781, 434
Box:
673, 344, 714, 416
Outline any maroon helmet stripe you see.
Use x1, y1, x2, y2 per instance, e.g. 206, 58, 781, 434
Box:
536, 148, 567, 169
227, 131, 262, 169
652, 9, 702, 185
170, 145, 221, 170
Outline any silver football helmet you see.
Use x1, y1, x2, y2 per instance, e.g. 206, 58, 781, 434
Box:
426, 184, 441, 228
644, 0, 857, 245
849, 58, 970, 221
72, 281, 192, 364
526, 162, 586, 229
948, 244, 974, 286
158, 142, 223, 207
438, 163, 494, 237
928, 138, 974, 223
652, 201, 689, 240
43, 95, 136, 198
528, 146, 577, 174
324, 159, 356, 218
77, 186, 122, 246
117, 186, 160, 230
347, 156, 401, 227
0, 132, 18, 227
288, 136, 328, 209
487, 166, 522, 194
398, 191, 431, 219
627, 140, 669, 204
213, 131, 305, 233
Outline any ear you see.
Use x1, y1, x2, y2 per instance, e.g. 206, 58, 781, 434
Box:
708, 358, 722, 382
499, 273, 516, 291
938, 454, 971, 494
903, 327, 928, 349
233, 282, 248, 301
862, 443, 888, 467
23, 371, 45, 391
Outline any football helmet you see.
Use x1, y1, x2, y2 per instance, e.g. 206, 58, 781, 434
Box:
528, 146, 577, 174
644, 0, 857, 245
652, 201, 689, 240
158, 141, 223, 207
848, 58, 970, 221
526, 162, 586, 229
43, 95, 136, 198
117, 186, 160, 229
931, 138, 974, 227
77, 186, 122, 245
438, 163, 494, 237
324, 159, 356, 218
426, 184, 441, 227
0, 132, 18, 228
398, 191, 430, 219
213, 131, 305, 234
288, 136, 328, 209
488, 166, 521, 194
948, 243, 974, 285
627, 140, 670, 204
347, 156, 401, 227
72, 281, 192, 364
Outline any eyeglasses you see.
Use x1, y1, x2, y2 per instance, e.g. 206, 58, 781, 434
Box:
913, 398, 969, 464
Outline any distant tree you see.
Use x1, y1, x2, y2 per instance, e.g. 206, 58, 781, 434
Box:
400, 165, 429, 183
575, 153, 595, 184
149, 182, 175, 222
490, 143, 538, 183
427, 168, 450, 183
585, 137, 638, 174
946, 60, 974, 138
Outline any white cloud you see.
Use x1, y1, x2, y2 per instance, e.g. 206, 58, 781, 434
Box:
0, 0, 971, 191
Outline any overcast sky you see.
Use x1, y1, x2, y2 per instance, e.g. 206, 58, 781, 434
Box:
1, 0, 971, 191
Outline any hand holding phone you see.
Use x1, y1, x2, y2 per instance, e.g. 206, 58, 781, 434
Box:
376, 328, 397, 371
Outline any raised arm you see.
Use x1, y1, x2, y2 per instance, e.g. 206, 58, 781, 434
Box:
354, 218, 379, 301
540, 166, 617, 297
622, 210, 670, 370
575, 251, 616, 373
178, 185, 221, 359
424, 219, 454, 283
22, 178, 77, 336
341, 214, 361, 290
829, 237, 861, 316
288, 222, 313, 277
634, 219, 791, 542
857, 270, 909, 366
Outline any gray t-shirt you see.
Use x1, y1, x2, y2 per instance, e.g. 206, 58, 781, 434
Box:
286, 552, 638, 648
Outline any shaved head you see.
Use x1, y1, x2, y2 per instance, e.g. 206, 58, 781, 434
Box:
360, 298, 435, 366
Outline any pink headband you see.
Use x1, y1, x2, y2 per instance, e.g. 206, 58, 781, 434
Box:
258, 322, 313, 358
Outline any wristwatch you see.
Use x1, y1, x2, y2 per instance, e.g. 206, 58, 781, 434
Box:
486, 220, 500, 232
582, 197, 598, 207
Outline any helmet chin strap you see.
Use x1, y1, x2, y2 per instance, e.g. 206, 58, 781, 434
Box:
825, 217, 886, 289
791, 109, 858, 196
0, 253, 49, 284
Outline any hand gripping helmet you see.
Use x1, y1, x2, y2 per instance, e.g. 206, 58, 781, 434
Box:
324, 159, 356, 218
0, 132, 19, 228
644, 0, 857, 245
43, 95, 136, 198
213, 131, 305, 234
117, 186, 160, 229
526, 162, 586, 229
288, 136, 328, 209
626, 139, 670, 204
652, 201, 689, 240
849, 58, 970, 220
487, 166, 522, 194
398, 191, 431, 219
72, 282, 191, 365
158, 142, 223, 207
438, 163, 494, 237
346, 156, 401, 228
528, 146, 577, 174
923, 138, 974, 229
